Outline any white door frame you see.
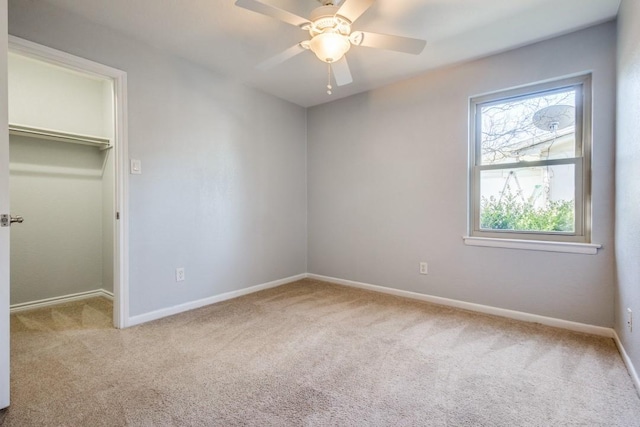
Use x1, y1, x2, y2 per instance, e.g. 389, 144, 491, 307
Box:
7, 36, 129, 328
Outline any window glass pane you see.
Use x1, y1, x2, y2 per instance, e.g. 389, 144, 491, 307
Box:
479, 165, 575, 232
480, 89, 576, 165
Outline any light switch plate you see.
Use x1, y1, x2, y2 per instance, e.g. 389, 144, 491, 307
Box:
130, 159, 142, 175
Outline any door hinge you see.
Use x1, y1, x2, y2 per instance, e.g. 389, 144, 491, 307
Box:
1, 214, 8, 227
116, 212, 120, 220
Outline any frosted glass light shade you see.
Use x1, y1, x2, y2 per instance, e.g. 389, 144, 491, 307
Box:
309, 32, 351, 63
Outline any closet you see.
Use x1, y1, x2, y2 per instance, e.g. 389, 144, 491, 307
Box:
8, 52, 116, 309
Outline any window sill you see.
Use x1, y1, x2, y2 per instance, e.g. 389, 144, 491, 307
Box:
462, 236, 601, 254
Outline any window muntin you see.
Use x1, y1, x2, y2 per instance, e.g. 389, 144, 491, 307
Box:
470, 76, 591, 242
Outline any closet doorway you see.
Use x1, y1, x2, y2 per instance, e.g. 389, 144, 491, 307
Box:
7, 37, 128, 328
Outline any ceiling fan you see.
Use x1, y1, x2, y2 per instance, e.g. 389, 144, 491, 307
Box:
235, 0, 427, 94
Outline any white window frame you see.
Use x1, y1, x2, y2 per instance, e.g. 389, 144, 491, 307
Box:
467, 75, 595, 250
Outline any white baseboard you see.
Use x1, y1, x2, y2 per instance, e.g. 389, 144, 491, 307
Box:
307, 273, 615, 338
613, 331, 640, 396
10, 288, 114, 313
126, 273, 307, 327
98, 289, 114, 301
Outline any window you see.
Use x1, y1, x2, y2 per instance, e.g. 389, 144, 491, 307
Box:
468, 75, 592, 245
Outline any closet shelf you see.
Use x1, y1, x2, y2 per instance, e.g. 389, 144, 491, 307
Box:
9, 123, 112, 150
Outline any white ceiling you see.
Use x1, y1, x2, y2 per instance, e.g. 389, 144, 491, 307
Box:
41, 0, 620, 107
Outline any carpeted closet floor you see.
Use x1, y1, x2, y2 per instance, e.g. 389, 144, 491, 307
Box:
1, 279, 639, 426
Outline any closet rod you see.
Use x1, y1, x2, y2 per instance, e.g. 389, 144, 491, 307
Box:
9, 123, 112, 150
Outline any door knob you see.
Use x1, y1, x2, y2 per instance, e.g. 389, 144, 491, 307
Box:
0, 214, 23, 227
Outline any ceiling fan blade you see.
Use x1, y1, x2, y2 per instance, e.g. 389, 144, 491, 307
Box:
336, 0, 374, 23
352, 31, 426, 55
235, 0, 310, 28
257, 43, 307, 70
331, 57, 353, 86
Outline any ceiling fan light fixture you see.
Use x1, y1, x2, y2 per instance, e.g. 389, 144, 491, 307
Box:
309, 32, 351, 63
235, 0, 426, 96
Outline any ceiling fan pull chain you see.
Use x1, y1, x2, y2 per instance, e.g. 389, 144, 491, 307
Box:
327, 64, 333, 95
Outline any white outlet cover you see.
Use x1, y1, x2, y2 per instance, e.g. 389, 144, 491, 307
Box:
419, 262, 428, 275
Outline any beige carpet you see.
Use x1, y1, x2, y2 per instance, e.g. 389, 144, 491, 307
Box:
1, 279, 639, 426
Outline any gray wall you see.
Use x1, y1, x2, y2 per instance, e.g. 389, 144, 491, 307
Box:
308, 22, 617, 327
102, 82, 115, 294
616, 0, 640, 375
8, 52, 111, 137
8, 1, 308, 317
102, 145, 114, 294
9, 136, 105, 304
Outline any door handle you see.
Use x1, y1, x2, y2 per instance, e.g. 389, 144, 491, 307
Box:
0, 214, 23, 227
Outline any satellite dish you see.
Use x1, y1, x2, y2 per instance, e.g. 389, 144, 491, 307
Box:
532, 105, 575, 132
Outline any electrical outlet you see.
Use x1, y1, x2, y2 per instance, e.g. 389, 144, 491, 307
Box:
419, 262, 428, 275
627, 308, 633, 332
176, 267, 185, 282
